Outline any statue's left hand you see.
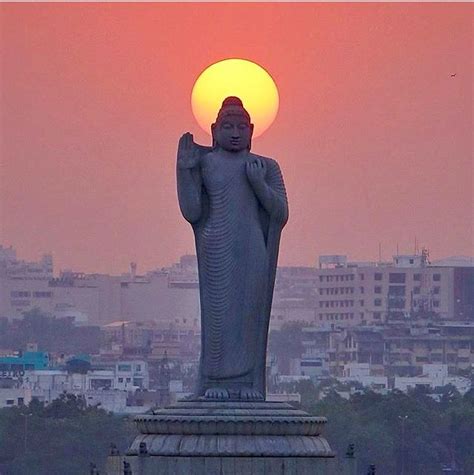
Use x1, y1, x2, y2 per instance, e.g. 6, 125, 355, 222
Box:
246, 158, 267, 188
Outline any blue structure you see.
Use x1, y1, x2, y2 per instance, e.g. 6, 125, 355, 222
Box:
0, 351, 50, 375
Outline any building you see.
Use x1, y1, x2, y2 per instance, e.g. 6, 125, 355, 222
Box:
270, 251, 473, 329
1, 247, 472, 331
0, 357, 151, 412
393, 364, 471, 395
384, 321, 474, 376
337, 363, 389, 391
101, 320, 200, 362
0, 249, 200, 326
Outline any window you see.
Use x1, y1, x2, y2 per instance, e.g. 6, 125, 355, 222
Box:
6, 400, 14, 406
10, 291, 31, 298
359, 273, 365, 280
409, 259, 414, 264
373, 312, 382, 320
389, 273, 406, 284
413, 287, 420, 294
374, 273, 383, 281
360, 300, 364, 306
374, 286, 382, 294
33, 291, 52, 298
360, 287, 365, 294
389, 286, 406, 296
433, 300, 440, 308
414, 274, 421, 281
374, 298, 382, 307
433, 287, 440, 295
433, 274, 441, 282
118, 377, 124, 383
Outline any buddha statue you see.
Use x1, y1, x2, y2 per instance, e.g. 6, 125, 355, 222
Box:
177, 97, 288, 401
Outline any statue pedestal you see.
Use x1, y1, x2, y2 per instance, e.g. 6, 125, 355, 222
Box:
118, 400, 335, 474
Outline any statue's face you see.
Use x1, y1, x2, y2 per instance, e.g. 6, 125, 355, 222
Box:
213, 114, 254, 152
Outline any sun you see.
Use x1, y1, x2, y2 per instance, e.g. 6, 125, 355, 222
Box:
191, 59, 279, 138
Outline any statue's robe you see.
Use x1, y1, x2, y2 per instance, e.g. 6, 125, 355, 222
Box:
177, 151, 288, 398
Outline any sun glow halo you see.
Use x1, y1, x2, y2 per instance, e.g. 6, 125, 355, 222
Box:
191, 59, 279, 138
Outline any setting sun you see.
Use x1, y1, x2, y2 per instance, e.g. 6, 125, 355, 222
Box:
191, 58, 279, 138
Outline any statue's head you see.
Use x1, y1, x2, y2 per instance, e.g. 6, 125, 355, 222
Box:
211, 97, 254, 152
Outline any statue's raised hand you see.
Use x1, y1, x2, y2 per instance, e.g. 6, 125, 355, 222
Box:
246, 158, 267, 188
177, 132, 201, 169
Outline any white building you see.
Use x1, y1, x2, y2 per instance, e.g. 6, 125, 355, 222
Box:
337, 363, 389, 391
394, 364, 471, 394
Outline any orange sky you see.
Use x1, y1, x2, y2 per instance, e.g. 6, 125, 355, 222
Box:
1, 3, 472, 274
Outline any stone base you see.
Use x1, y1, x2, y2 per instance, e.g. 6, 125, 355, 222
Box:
124, 456, 335, 474
115, 400, 334, 475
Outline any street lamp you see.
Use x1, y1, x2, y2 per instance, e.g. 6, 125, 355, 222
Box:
22, 412, 33, 454
398, 415, 409, 475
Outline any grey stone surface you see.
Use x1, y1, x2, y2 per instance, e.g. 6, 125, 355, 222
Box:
177, 97, 288, 400
123, 456, 336, 475
126, 400, 333, 458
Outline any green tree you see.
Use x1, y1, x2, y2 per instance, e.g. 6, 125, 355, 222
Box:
0, 396, 136, 475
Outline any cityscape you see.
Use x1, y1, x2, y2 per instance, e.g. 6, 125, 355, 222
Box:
1, 244, 472, 412
1, 244, 473, 472
1, 2, 472, 473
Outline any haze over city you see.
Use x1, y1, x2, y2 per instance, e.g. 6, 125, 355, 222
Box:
1, 3, 472, 275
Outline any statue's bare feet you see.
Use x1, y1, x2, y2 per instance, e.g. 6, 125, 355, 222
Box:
239, 388, 264, 401
204, 388, 230, 400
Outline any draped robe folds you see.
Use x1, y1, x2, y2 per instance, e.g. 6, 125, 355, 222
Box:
177, 151, 288, 398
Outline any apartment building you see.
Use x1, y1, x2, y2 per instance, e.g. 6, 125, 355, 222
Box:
1, 246, 472, 330
270, 252, 469, 329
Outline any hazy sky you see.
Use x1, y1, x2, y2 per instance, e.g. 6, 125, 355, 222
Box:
1, 3, 472, 274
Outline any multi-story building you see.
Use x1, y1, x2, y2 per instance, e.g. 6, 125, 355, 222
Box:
100, 320, 200, 362
271, 252, 472, 329
0, 354, 150, 411
291, 321, 474, 378
1, 247, 472, 331
384, 322, 474, 376
0, 245, 53, 279
0, 249, 200, 326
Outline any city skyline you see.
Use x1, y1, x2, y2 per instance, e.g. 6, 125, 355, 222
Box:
1, 3, 473, 274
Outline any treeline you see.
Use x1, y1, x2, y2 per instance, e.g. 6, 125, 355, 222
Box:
0, 394, 135, 475
0, 308, 101, 354
0, 389, 473, 474
303, 384, 474, 474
